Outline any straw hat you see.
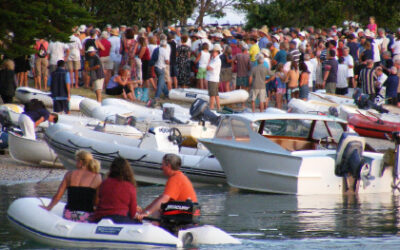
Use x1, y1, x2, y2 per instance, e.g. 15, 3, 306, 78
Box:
110, 28, 119, 36
87, 46, 96, 52
212, 43, 222, 52
259, 26, 269, 36
261, 48, 270, 57
222, 29, 232, 37
272, 34, 280, 42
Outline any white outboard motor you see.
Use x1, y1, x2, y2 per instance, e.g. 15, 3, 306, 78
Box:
189, 98, 220, 126
335, 132, 366, 179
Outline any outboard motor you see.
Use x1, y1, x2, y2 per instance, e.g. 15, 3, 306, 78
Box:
335, 132, 366, 179
189, 98, 220, 126
115, 114, 137, 127
328, 106, 339, 117
162, 106, 183, 124
160, 199, 200, 235
353, 88, 389, 113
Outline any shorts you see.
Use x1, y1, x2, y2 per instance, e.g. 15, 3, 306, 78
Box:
93, 78, 104, 90
277, 87, 286, 94
299, 85, 309, 99
196, 68, 207, 79
100, 56, 113, 70
236, 76, 249, 87
170, 64, 177, 77
325, 82, 336, 94
251, 88, 267, 102
63, 209, 92, 223
164, 65, 171, 82
335, 87, 348, 95
220, 67, 232, 82
208, 81, 219, 96
35, 57, 48, 78
67, 60, 81, 71
53, 99, 69, 113
106, 85, 131, 95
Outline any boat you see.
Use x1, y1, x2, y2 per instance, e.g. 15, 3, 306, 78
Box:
79, 98, 217, 145
200, 113, 398, 195
7, 197, 240, 248
8, 131, 62, 167
45, 123, 225, 185
169, 88, 249, 105
347, 113, 400, 139
15, 87, 87, 111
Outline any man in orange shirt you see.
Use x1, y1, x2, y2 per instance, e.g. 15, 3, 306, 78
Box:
136, 153, 197, 220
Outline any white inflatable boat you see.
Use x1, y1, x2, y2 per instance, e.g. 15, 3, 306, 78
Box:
169, 88, 249, 105
7, 197, 240, 248
79, 98, 217, 144
15, 87, 87, 111
45, 123, 225, 185
8, 131, 62, 167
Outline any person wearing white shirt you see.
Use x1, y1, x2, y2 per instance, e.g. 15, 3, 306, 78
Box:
309, 52, 318, 91
48, 41, 69, 73
206, 44, 222, 110
375, 66, 387, 102
67, 32, 82, 88
154, 40, 170, 99
390, 35, 400, 62
343, 47, 354, 88
336, 57, 348, 95
304, 54, 314, 89
108, 28, 121, 75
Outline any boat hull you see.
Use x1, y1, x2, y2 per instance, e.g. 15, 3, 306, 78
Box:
348, 113, 400, 139
169, 88, 249, 105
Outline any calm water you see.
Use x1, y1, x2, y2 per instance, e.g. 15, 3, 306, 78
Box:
2, 180, 400, 249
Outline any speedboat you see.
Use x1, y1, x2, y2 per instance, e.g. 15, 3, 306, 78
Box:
200, 113, 398, 195
45, 123, 225, 185
7, 197, 240, 248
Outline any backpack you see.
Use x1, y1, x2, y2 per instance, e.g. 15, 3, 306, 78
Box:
149, 47, 159, 67
38, 43, 47, 58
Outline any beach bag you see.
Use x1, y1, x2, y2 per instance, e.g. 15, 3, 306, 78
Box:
149, 47, 159, 67
38, 43, 47, 58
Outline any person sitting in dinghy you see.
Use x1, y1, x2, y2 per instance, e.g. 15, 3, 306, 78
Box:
105, 65, 139, 101
42, 150, 102, 223
92, 157, 140, 224
18, 99, 58, 140
136, 153, 198, 221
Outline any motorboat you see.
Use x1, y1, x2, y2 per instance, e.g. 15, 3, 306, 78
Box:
15, 87, 87, 111
200, 113, 399, 195
45, 123, 225, 185
7, 197, 240, 248
169, 88, 249, 105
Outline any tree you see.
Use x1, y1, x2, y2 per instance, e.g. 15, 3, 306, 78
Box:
193, 0, 254, 26
0, 0, 94, 59
244, 0, 400, 31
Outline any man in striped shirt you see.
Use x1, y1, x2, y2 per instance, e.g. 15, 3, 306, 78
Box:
289, 41, 301, 63
359, 60, 377, 97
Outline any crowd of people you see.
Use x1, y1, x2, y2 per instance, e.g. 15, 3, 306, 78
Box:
1, 16, 400, 113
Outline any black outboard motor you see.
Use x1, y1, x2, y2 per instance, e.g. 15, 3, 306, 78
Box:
189, 98, 220, 126
353, 88, 389, 113
162, 106, 184, 124
160, 199, 200, 235
335, 132, 366, 179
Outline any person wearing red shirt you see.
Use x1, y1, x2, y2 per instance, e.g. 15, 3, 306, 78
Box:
136, 154, 197, 220
92, 157, 139, 224
98, 31, 112, 88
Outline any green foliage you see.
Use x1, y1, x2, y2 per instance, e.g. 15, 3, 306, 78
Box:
0, 0, 94, 59
245, 0, 400, 31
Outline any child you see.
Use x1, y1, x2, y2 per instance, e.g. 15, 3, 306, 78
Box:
195, 43, 210, 89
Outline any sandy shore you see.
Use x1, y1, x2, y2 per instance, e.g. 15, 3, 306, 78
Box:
0, 151, 66, 186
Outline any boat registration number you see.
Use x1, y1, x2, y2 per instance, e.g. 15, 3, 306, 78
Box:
185, 93, 197, 98
95, 226, 123, 235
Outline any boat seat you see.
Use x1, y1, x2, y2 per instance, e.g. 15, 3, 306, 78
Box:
267, 137, 316, 151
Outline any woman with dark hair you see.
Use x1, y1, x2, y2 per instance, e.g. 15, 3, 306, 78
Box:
92, 157, 140, 224
176, 35, 191, 87
137, 36, 151, 102
120, 28, 138, 81
285, 60, 300, 99
298, 62, 310, 100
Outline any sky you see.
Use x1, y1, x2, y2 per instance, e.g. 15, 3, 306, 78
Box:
187, 7, 247, 26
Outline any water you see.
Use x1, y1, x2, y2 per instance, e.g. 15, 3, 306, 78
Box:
2, 180, 400, 249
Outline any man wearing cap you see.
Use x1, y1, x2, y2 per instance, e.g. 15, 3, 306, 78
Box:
206, 44, 222, 110
108, 28, 121, 76
191, 30, 212, 54
67, 31, 82, 88
87, 46, 105, 102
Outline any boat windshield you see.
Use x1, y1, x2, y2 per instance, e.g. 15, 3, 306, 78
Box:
215, 117, 250, 141
257, 119, 345, 141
